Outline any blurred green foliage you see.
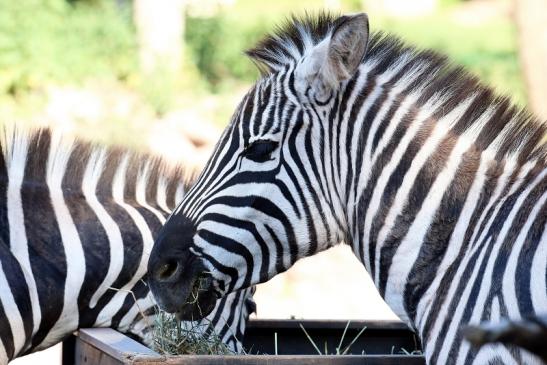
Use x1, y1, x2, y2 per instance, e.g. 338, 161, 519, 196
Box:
374, 11, 526, 105
185, 15, 264, 90
184, 0, 525, 105
0, 0, 527, 136
0, 0, 137, 96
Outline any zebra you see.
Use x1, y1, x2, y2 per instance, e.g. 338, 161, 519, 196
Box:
147, 12, 547, 365
0, 126, 255, 364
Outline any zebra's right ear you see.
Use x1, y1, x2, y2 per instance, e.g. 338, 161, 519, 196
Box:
295, 13, 369, 102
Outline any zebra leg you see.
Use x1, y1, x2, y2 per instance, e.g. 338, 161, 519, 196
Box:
463, 315, 547, 362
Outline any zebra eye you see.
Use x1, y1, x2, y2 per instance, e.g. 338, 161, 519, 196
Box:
242, 139, 278, 163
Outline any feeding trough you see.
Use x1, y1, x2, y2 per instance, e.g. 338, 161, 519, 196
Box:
62, 319, 425, 364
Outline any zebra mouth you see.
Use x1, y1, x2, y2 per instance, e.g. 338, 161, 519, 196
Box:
175, 274, 216, 320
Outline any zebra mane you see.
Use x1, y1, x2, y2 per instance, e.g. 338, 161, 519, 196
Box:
0, 126, 192, 206
246, 12, 343, 73
246, 13, 546, 162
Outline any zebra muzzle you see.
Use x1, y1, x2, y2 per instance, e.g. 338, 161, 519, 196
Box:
175, 273, 217, 321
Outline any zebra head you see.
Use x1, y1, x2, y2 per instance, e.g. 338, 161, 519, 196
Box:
148, 13, 370, 319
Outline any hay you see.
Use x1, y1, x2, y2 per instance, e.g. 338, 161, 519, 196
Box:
152, 309, 236, 356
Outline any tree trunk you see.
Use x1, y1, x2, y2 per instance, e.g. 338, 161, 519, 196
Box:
133, 0, 185, 75
514, 0, 547, 120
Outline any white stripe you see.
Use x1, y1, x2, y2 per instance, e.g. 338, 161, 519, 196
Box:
370, 68, 434, 164
94, 154, 154, 327
0, 336, 8, 365
174, 182, 185, 206
434, 160, 534, 365
471, 345, 520, 365
117, 294, 155, 334
199, 219, 260, 285
491, 296, 500, 322
352, 87, 420, 253
5, 130, 42, 339
135, 162, 166, 224
337, 68, 369, 201
384, 124, 479, 323
43, 132, 85, 344
0, 260, 26, 357
155, 175, 170, 213
84, 150, 126, 309
258, 79, 276, 137
530, 214, 547, 312
357, 93, 440, 273
373, 95, 475, 287
415, 153, 490, 332
194, 235, 245, 291
425, 156, 517, 359
503, 188, 547, 317
455, 169, 546, 365
431, 237, 492, 364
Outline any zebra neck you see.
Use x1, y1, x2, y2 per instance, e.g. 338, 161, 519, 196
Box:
338, 66, 545, 329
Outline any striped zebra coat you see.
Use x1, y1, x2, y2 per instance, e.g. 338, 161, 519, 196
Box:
0, 127, 255, 364
148, 13, 547, 365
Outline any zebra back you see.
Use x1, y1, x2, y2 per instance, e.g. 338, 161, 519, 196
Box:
0, 126, 254, 363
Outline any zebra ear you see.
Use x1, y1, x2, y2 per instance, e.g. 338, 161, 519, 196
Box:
295, 13, 369, 101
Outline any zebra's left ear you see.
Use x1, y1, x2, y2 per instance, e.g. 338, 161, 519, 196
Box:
295, 13, 369, 102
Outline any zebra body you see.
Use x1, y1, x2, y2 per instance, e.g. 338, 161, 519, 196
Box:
0, 127, 254, 364
148, 13, 547, 365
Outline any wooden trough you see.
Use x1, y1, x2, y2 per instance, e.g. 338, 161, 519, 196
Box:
62, 319, 425, 365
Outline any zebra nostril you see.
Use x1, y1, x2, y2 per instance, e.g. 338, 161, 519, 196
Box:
155, 260, 179, 282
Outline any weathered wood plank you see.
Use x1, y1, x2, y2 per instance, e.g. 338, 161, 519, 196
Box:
75, 338, 125, 365
77, 329, 163, 364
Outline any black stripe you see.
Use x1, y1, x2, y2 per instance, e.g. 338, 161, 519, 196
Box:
515, 175, 546, 316
0, 242, 29, 359
206, 294, 228, 337
437, 164, 540, 362
192, 245, 239, 293
0, 296, 14, 360
184, 123, 240, 214
404, 148, 479, 323
22, 131, 67, 349
0, 139, 9, 250
424, 161, 502, 362
378, 135, 457, 296
199, 229, 254, 289
286, 112, 319, 256
80, 153, 142, 326
204, 195, 297, 269
61, 145, 110, 325
202, 213, 270, 283
110, 278, 150, 330
365, 113, 431, 278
